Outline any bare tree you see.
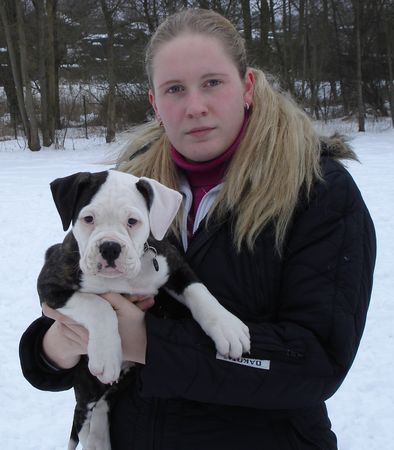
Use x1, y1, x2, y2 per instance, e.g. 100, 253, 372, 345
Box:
384, 7, 394, 127
34, 0, 52, 146
241, 0, 252, 51
352, 0, 365, 131
1, 0, 41, 150
258, 0, 270, 65
1, 1, 27, 138
16, 0, 41, 149
143, 0, 159, 32
100, 0, 118, 143
47, 0, 59, 137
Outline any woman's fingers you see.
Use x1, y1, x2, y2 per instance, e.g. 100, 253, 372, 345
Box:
133, 296, 155, 311
42, 303, 60, 320
59, 322, 89, 346
101, 292, 155, 312
101, 292, 129, 311
122, 294, 155, 311
42, 304, 89, 349
42, 303, 75, 324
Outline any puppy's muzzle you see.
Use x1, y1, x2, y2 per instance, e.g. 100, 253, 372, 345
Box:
99, 241, 122, 268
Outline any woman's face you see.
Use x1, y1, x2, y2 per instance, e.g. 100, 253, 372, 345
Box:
149, 33, 254, 162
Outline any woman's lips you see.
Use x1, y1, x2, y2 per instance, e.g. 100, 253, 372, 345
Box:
186, 127, 215, 137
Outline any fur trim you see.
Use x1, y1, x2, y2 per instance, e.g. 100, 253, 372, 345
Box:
320, 133, 359, 162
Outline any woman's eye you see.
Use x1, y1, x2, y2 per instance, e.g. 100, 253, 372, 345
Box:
128, 218, 138, 227
83, 216, 94, 224
167, 85, 184, 94
205, 79, 221, 87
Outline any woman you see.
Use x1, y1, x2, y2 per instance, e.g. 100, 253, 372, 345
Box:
19, 9, 376, 450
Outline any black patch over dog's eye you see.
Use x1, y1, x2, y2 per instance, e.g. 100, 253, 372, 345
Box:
128, 218, 138, 227
83, 216, 94, 224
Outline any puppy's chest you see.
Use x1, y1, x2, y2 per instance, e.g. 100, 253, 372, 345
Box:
80, 254, 169, 296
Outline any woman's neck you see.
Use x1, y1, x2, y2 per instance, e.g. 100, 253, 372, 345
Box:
170, 112, 249, 189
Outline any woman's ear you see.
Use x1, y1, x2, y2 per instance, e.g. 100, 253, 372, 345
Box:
243, 69, 255, 107
148, 89, 158, 114
149, 89, 162, 123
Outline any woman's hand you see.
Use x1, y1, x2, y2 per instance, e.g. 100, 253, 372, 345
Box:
41, 294, 154, 369
42, 303, 88, 369
124, 294, 155, 312
101, 293, 153, 364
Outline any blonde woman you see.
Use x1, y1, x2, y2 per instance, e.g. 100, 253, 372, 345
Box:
20, 9, 376, 450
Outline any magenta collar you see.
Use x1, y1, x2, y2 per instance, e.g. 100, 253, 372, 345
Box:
170, 113, 249, 188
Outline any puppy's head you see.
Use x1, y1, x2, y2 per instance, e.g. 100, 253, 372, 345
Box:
50, 170, 182, 279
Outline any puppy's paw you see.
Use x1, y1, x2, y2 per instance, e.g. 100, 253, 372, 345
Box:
88, 335, 123, 384
201, 310, 250, 359
182, 284, 250, 359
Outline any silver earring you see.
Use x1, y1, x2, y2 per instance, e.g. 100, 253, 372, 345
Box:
244, 102, 250, 111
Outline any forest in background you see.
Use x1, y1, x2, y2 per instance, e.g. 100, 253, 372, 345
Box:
0, 0, 393, 151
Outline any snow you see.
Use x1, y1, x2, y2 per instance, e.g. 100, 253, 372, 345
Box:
0, 123, 393, 449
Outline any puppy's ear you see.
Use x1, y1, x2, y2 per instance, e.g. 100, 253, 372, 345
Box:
136, 178, 182, 240
50, 171, 109, 231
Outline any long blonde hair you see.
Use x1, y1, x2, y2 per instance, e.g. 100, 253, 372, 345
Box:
117, 9, 323, 253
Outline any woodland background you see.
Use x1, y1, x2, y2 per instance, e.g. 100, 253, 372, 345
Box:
0, 0, 393, 151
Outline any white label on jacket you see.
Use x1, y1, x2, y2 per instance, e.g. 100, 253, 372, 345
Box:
216, 353, 270, 370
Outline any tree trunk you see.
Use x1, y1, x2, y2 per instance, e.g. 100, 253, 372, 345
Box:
35, 0, 52, 146
353, 0, 365, 132
259, 0, 270, 65
0, 0, 30, 140
241, 0, 252, 53
330, 0, 349, 116
16, 0, 41, 150
0, 62, 19, 134
100, 0, 116, 143
46, 0, 57, 139
269, 0, 285, 72
385, 15, 394, 127
299, 0, 307, 98
281, 0, 290, 90
309, 0, 320, 119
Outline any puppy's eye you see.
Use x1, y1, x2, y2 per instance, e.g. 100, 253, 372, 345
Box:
83, 216, 94, 224
127, 218, 138, 227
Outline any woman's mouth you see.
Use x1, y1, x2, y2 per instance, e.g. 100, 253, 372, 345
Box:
186, 127, 215, 138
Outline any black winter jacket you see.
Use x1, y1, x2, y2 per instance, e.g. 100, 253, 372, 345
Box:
20, 156, 376, 450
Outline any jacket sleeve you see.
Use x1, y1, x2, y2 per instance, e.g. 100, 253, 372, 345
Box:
19, 316, 75, 391
140, 162, 376, 409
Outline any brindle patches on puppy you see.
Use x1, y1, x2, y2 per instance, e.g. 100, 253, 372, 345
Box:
37, 233, 82, 309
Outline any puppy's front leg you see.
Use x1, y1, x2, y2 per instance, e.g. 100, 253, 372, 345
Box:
57, 293, 122, 384
176, 283, 251, 359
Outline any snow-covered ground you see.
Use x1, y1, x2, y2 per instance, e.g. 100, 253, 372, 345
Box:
0, 121, 393, 449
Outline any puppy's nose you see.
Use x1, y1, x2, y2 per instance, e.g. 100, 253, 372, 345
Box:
99, 241, 121, 266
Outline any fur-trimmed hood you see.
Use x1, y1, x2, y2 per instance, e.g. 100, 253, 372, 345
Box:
320, 133, 358, 162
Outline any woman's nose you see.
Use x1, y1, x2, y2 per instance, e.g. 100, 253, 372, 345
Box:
185, 92, 208, 118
